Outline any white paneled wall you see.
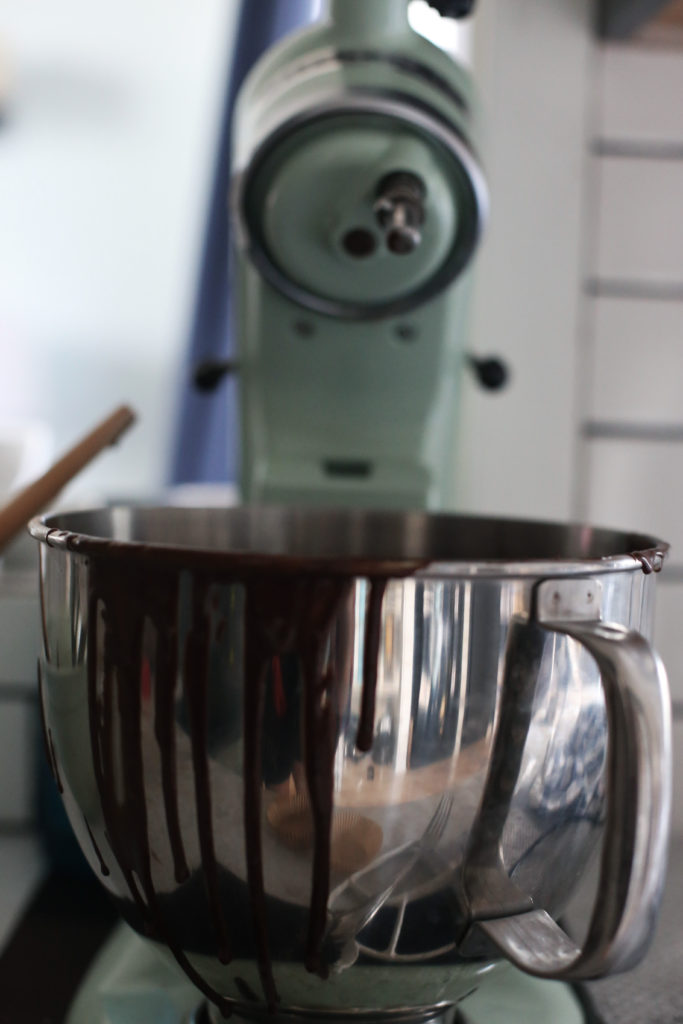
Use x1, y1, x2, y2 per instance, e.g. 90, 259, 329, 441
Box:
457, 0, 593, 520
593, 158, 683, 284
600, 46, 683, 144
587, 298, 683, 422
578, 41, 683, 700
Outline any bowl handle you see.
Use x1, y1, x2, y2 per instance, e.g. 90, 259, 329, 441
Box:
461, 577, 672, 980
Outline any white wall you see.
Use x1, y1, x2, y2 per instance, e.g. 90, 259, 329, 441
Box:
0, 0, 238, 499
574, 41, 683, 703
455, 0, 594, 521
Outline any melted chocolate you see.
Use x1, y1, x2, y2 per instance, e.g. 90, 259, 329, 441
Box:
184, 579, 232, 966
83, 815, 111, 877
78, 551, 391, 1015
298, 578, 354, 977
243, 596, 276, 1009
631, 546, 668, 575
151, 574, 190, 885
87, 563, 234, 1019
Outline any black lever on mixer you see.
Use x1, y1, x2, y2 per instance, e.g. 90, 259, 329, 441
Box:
426, 0, 477, 17
467, 355, 510, 391
193, 359, 240, 393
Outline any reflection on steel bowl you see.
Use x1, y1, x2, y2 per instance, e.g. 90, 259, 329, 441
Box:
29, 507, 672, 1022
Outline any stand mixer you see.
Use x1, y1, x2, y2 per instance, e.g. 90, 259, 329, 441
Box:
201, 0, 496, 509
30, 3, 672, 1024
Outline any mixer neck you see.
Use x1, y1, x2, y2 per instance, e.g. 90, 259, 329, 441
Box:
322, 0, 411, 39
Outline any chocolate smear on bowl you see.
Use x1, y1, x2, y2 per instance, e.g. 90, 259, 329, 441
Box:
81, 545, 394, 1015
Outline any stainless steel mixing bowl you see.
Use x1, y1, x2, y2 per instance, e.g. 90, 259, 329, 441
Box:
30, 507, 671, 1023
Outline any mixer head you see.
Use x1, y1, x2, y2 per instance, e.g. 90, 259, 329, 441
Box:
230, 0, 489, 508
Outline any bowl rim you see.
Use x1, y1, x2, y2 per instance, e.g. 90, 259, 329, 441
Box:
27, 506, 669, 580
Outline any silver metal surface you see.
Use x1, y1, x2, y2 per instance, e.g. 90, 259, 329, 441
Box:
205, 1006, 456, 1024
329, 793, 455, 966
462, 595, 671, 980
30, 507, 671, 1020
535, 578, 604, 622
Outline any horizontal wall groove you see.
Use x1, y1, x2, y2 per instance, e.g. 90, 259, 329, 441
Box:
583, 421, 683, 442
592, 139, 683, 160
586, 278, 683, 301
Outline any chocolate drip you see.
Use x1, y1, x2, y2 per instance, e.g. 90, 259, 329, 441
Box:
632, 547, 668, 575
302, 659, 335, 977
102, 573, 153, 924
49, 731, 63, 793
356, 579, 387, 753
83, 815, 110, 876
117, 610, 154, 896
153, 581, 190, 884
300, 579, 354, 976
242, 600, 277, 1010
184, 578, 232, 965
72, 550, 396, 1015
240, 577, 354, 987
87, 564, 234, 1019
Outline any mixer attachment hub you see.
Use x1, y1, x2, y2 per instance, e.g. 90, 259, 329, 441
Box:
374, 172, 427, 256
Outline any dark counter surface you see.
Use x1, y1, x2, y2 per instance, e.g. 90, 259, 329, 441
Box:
0, 871, 117, 1024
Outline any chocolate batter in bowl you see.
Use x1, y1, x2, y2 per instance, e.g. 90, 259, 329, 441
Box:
29, 506, 672, 1022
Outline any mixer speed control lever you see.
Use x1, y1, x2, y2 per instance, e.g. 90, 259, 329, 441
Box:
193, 359, 240, 393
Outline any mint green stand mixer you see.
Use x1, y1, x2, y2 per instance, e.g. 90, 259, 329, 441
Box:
231, 0, 489, 509
64, 2, 588, 1021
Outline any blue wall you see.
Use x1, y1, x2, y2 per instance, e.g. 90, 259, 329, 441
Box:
172, 0, 320, 485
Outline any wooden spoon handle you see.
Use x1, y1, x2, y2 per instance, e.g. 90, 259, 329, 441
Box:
0, 404, 136, 552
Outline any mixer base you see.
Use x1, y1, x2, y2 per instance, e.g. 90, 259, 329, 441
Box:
65, 922, 201, 1024
455, 967, 586, 1023
66, 922, 587, 1024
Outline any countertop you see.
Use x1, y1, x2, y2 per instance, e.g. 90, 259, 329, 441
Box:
0, 834, 45, 951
